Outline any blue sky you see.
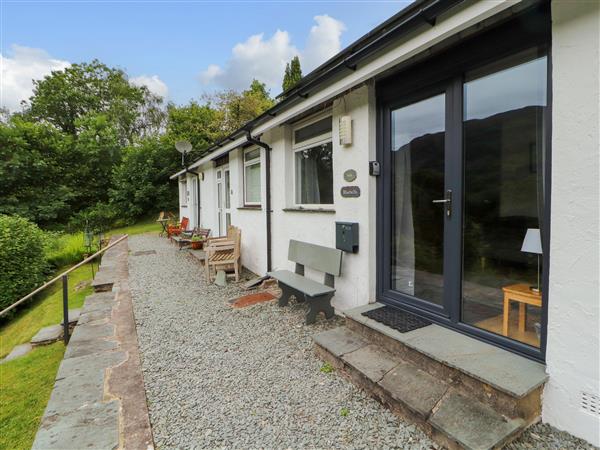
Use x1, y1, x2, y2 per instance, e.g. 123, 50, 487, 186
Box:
1, 1, 410, 110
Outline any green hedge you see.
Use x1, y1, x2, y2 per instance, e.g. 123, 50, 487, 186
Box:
0, 215, 48, 312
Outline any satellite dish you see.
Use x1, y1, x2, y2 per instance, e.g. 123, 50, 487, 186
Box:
175, 140, 192, 154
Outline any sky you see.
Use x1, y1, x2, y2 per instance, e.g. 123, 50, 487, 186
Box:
0, 1, 411, 111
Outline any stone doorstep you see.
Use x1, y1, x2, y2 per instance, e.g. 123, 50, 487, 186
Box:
314, 327, 529, 450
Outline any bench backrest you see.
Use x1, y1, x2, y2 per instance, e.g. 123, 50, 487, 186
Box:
288, 240, 342, 277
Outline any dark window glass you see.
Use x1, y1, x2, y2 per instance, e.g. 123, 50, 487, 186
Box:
294, 117, 332, 144
462, 55, 547, 348
295, 142, 333, 204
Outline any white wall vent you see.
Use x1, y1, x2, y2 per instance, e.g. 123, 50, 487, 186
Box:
581, 391, 600, 416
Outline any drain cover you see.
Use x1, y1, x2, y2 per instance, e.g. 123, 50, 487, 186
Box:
362, 306, 432, 333
132, 250, 156, 256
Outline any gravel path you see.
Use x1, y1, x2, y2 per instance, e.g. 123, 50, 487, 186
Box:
128, 234, 596, 450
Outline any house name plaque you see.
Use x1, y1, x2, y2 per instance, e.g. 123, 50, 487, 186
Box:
341, 186, 361, 198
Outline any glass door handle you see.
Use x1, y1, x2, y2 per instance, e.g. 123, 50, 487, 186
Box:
432, 190, 452, 217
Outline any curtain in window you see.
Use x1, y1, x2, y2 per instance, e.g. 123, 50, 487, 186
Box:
296, 151, 321, 204
245, 163, 261, 203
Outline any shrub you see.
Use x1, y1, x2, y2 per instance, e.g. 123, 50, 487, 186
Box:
43, 231, 88, 268
0, 215, 48, 312
69, 202, 118, 233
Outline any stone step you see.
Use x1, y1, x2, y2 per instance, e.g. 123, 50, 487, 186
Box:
60, 308, 81, 326
31, 325, 64, 346
2, 343, 33, 363
344, 304, 546, 422
314, 326, 529, 450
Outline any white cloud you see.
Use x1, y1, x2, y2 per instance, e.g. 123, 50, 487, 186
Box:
199, 15, 346, 94
130, 74, 169, 99
0, 44, 70, 111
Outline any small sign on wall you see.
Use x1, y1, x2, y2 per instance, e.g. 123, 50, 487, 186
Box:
341, 186, 361, 198
343, 169, 357, 182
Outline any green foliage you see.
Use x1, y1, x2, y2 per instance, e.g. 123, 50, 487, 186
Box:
0, 215, 48, 311
320, 362, 335, 373
43, 231, 87, 268
25, 59, 164, 142
0, 343, 65, 450
282, 56, 303, 92
207, 79, 274, 134
340, 407, 350, 417
165, 101, 223, 160
110, 138, 179, 219
0, 118, 74, 227
69, 202, 119, 234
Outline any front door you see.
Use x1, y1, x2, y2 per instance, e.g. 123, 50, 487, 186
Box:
216, 166, 231, 236
378, 48, 549, 359
381, 88, 455, 317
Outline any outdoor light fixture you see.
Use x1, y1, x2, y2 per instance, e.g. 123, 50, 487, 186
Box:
521, 228, 542, 293
175, 140, 192, 168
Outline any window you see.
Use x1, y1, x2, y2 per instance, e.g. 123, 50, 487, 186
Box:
179, 180, 187, 207
244, 148, 261, 205
293, 116, 333, 206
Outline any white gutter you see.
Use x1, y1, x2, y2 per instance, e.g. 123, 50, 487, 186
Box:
170, 0, 521, 180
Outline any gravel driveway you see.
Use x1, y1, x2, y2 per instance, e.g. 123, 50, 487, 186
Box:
128, 234, 595, 450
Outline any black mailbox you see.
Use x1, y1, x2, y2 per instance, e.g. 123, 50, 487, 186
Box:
336, 222, 359, 253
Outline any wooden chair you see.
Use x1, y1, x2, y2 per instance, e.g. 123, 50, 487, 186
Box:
167, 217, 189, 238
204, 225, 242, 282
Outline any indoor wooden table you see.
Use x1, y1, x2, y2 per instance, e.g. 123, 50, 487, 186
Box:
502, 283, 542, 336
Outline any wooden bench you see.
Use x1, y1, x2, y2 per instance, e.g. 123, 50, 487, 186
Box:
268, 240, 342, 325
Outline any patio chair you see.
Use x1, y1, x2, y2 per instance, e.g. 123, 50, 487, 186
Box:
204, 225, 241, 283
167, 217, 189, 238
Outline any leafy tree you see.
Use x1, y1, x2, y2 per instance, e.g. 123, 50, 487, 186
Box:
164, 101, 223, 160
282, 56, 303, 92
207, 79, 274, 134
0, 215, 48, 312
109, 138, 179, 220
25, 59, 163, 143
0, 118, 74, 227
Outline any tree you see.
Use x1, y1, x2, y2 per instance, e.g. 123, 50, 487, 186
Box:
164, 101, 223, 160
282, 56, 303, 92
0, 117, 74, 227
25, 59, 163, 144
208, 79, 274, 134
109, 137, 179, 220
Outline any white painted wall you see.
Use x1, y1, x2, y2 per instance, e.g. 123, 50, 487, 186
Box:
173, 3, 600, 445
543, 2, 600, 446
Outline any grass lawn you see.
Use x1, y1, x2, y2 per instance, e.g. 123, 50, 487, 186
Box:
107, 217, 161, 237
0, 343, 65, 450
0, 264, 94, 359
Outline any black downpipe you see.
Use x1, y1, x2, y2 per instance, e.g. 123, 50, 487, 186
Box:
245, 131, 272, 272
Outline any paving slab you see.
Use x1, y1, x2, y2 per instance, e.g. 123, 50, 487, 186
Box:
60, 308, 81, 326
31, 325, 63, 345
379, 361, 448, 418
32, 400, 120, 450
313, 327, 368, 357
2, 343, 32, 362
342, 344, 399, 383
69, 322, 114, 342
430, 390, 524, 450
64, 337, 118, 359
77, 309, 111, 326
56, 350, 126, 381
91, 268, 118, 292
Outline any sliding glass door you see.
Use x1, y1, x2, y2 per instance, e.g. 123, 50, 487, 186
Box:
378, 48, 549, 356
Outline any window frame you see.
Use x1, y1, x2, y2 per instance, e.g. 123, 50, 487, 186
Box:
179, 179, 188, 208
292, 114, 334, 208
243, 147, 262, 206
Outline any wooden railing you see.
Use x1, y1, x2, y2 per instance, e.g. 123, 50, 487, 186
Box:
0, 234, 128, 343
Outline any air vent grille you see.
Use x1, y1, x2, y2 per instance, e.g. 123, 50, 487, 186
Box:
581, 391, 600, 416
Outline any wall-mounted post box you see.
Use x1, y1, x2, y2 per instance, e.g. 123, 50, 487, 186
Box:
336, 222, 359, 253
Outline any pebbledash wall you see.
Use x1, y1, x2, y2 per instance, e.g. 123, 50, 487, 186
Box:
175, 1, 599, 446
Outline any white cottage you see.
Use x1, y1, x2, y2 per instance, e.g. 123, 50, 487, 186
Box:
172, 1, 599, 447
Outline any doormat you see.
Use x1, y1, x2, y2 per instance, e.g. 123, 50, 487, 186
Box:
230, 292, 276, 309
362, 306, 432, 333
132, 250, 157, 256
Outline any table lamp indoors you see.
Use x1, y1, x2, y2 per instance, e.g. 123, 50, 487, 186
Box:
521, 228, 542, 293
